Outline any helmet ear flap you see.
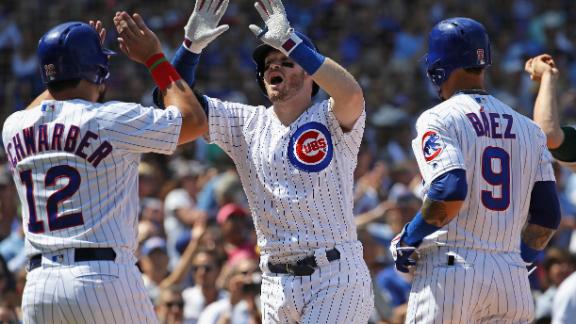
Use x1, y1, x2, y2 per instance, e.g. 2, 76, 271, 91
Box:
427, 68, 446, 87
426, 59, 449, 87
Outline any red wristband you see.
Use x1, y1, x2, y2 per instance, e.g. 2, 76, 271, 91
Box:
145, 53, 182, 91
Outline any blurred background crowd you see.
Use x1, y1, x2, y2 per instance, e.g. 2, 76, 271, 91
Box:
2, 0, 576, 323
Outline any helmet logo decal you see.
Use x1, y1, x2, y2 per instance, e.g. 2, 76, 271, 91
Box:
421, 130, 444, 162
45, 64, 56, 78
477, 49, 485, 65
288, 122, 333, 172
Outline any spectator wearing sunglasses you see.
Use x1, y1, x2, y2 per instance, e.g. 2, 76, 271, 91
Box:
182, 250, 226, 324
156, 285, 186, 324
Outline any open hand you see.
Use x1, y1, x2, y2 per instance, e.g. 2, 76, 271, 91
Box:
113, 11, 162, 64
89, 20, 106, 45
248, 0, 293, 54
184, 0, 230, 53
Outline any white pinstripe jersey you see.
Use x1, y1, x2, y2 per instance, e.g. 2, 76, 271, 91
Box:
2, 99, 182, 258
206, 96, 365, 261
412, 92, 555, 252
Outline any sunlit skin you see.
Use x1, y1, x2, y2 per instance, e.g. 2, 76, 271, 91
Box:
263, 51, 312, 103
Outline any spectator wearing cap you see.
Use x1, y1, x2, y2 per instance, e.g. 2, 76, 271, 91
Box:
164, 159, 208, 268
140, 236, 170, 302
217, 204, 257, 265
155, 285, 185, 324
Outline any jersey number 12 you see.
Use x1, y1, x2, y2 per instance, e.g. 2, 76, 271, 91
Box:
20, 165, 84, 233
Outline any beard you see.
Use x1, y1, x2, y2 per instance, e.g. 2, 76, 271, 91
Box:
267, 71, 307, 103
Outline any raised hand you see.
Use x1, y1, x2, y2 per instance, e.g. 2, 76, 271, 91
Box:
113, 11, 162, 64
89, 20, 106, 45
248, 0, 294, 54
525, 54, 559, 82
184, 0, 230, 53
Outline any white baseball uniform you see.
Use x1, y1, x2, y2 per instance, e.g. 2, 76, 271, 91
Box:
408, 91, 555, 323
2, 99, 183, 324
205, 96, 373, 323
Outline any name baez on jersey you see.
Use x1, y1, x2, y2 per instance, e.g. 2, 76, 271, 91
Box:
5, 122, 112, 169
465, 109, 516, 139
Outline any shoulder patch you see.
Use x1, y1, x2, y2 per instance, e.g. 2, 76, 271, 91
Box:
288, 122, 333, 172
421, 130, 444, 163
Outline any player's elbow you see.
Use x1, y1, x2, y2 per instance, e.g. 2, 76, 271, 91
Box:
347, 83, 364, 109
178, 112, 208, 144
545, 129, 565, 150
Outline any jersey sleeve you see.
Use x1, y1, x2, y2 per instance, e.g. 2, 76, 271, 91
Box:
205, 96, 258, 158
412, 110, 465, 184
326, 99, 366, 158
96, 102, 182, 154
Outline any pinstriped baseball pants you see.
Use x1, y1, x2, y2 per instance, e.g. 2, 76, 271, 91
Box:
260, 241, 374, 324
22, 253, 157, 324
407, 246, 534, 324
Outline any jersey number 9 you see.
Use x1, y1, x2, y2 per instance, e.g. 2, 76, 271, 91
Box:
481, 146, 510, 211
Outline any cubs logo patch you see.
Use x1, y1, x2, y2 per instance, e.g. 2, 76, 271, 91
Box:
422, 130, 443, 162
288, 122, 333, 172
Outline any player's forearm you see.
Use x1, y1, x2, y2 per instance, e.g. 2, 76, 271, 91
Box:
312, 59, 364, 130
159, 233, 201, 289
421, 198, 462, 227
521, 223, 556, 251
534, 69, 563, 149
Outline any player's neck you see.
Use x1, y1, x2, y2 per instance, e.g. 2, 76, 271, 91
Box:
441, 69, 486, 99
442, 79, 485, 99
272, 95, 312, 126
50, 81, 100, 102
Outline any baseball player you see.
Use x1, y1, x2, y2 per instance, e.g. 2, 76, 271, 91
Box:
2, 13, 207, 323
389, 18, 561, 323
155, 0, 374, 322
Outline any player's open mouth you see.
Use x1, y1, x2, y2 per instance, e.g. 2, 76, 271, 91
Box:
270, 76, 283, 85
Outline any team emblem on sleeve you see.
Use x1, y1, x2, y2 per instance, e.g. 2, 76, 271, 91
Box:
288, 122, 333, 172
422, 130, 444, 162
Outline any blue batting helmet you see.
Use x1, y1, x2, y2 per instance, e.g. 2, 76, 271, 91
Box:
252, 31, 319, 97
38, 22, 115, 85
425, 17, 491, 87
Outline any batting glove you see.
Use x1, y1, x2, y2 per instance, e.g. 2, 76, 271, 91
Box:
390, 224, 417, 273
184, 0, 230, 54
249, 0, 301, 56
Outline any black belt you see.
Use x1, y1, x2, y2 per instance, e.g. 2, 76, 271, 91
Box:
28, 248, 116, 271
268, 248, 340, 276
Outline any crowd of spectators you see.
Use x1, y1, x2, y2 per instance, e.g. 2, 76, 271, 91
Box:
2, 0, 576, 323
